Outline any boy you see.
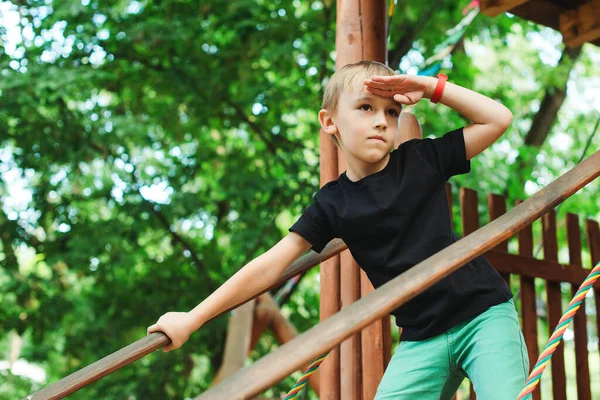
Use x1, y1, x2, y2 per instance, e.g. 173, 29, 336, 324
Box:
148, 61, 528, 399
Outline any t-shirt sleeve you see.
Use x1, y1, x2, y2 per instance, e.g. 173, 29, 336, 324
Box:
414, 127, 471, 181
289, 198, 335, 253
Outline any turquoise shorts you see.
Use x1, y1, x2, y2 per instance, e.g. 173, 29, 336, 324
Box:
375, 299, 529, 400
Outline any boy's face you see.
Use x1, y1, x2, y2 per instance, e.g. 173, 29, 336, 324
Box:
319, 84, 401, 166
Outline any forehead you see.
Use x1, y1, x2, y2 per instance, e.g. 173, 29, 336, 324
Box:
339, 85, 402, 108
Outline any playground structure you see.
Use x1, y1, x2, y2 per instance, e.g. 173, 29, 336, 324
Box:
26, 1, 600, 399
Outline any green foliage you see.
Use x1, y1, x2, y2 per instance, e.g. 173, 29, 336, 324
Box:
1, 1, 599, 399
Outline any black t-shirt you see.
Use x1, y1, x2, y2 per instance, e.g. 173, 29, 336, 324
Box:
289, 128, 512, 341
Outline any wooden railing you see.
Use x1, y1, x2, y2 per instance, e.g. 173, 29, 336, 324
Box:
26, 150, 600, 399
453, 187, 600, 400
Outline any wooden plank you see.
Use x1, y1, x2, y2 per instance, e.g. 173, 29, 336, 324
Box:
516, 200, 540, 400
488, 193, 511, 287
479, 0, 530, 17
542, 210, 567, 399
566, 213, 592, 400
585, 219, 600, 368
28, 150, 600, 400
560, 0, 600, 47
197, 150, 600, 400
460, 188, 478, 399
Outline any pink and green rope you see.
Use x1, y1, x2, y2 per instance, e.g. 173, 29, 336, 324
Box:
517, 262, 600, 400
284, 353, 328, 399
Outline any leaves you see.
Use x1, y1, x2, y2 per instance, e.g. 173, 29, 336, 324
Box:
1, 1, 599, 399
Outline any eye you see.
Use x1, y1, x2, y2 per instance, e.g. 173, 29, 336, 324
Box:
387, 108, 400, 117
359, 104, 372, 111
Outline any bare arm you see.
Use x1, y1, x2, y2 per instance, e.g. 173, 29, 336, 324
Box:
148, 232, 312, 351
423, 78, 513, 159
365, 75, 513, 160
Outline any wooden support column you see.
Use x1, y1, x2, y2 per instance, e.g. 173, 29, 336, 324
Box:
334, 1, 387, 399
319, 124, 341, 400
336, 2, 363, 398
541, 210, 567, 398
560, 0, 600, 47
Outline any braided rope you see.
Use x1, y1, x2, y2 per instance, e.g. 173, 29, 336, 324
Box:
283, 353, 328, 400
517, 262, 600, 399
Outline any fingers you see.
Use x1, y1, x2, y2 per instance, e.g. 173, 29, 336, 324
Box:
163, 344, 175, 352
393, 94, 412, 105
363, 79, 392, 91
370, 75, 404, 82
364, 86, 394, 98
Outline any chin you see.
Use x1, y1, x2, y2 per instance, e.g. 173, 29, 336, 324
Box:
361, 150, 390, 163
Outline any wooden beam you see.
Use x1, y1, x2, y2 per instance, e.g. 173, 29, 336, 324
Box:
560, 0, 600, 47
197, 151, 600, 399
212, 300, 255, 385
479, 0, 531, 17
486, 250, 600, 288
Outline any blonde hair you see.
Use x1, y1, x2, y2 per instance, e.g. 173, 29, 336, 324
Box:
322, 60, 396, 113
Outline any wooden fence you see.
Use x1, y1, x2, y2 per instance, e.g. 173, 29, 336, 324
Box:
450, 184, 599, 400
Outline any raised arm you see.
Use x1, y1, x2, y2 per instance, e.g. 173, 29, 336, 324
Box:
364, 74, 513, 160
148, 232, 312, 351
424, 78, 513, 159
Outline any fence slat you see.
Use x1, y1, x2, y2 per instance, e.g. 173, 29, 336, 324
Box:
488, 194, 511, 287
566, 213, 592, 400
517, 199, 540, 400
542, 210, 567, 398
460, 187, 478, 400
585, 220, 600, 369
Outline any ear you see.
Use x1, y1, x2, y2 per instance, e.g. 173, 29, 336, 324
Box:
318, 109, 338, 135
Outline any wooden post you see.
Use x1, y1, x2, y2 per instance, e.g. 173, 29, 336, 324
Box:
541, 210, 567, 398
319, 132, 341, 400
335, 1, 387, 399
566, 213, 592, 399
516, 200, 540, 400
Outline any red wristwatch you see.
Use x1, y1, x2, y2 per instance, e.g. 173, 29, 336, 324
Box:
430, 73, 448, 104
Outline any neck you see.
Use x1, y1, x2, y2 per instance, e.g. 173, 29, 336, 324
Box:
345, 153, 391, 182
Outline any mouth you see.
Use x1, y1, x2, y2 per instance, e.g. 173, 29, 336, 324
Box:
368, 135, 386, 142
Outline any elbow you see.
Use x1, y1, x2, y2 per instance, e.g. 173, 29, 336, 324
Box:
503, 107, 513, 129
496, 107, 513, 136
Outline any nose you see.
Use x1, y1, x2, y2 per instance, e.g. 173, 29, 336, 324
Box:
373, 110, 388, 130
